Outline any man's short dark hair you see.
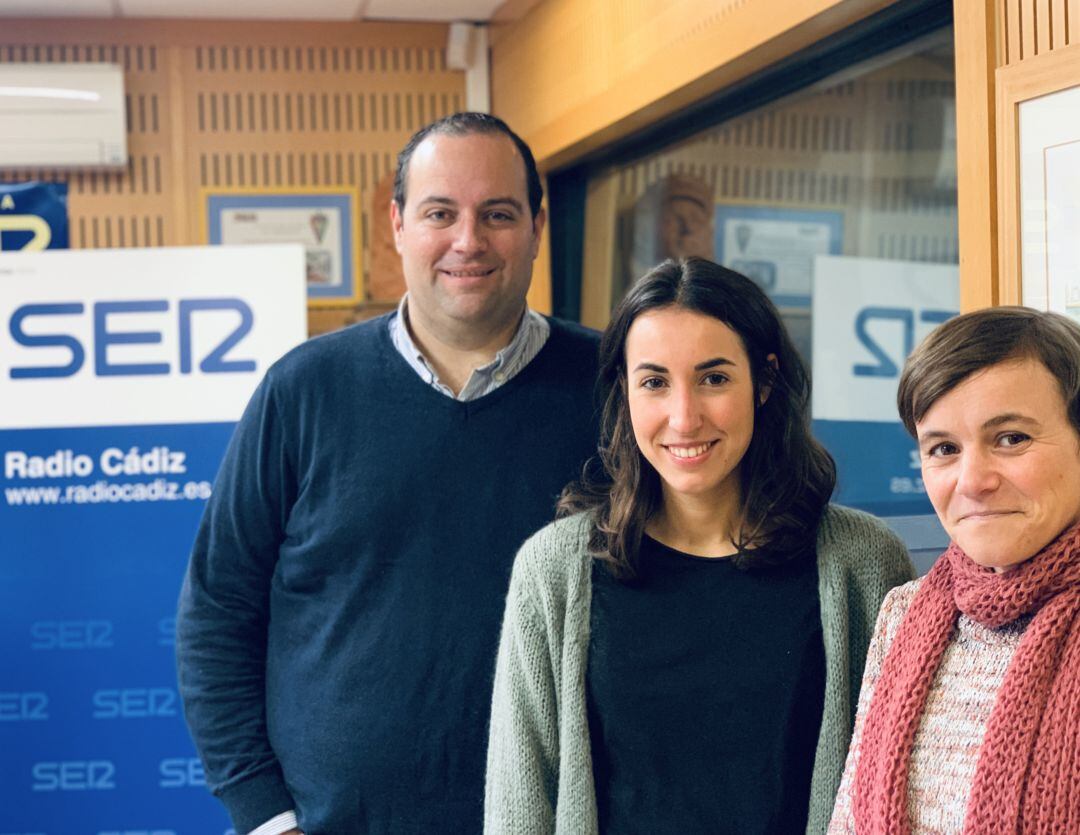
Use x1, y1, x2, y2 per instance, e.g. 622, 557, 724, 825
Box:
393, 112, 543, 218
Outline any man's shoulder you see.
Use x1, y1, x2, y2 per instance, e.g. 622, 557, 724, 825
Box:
530, 317, 600, 390
544, 316, 601, 350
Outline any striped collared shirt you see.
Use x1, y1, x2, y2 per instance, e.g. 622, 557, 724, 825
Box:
388, 295, 550, 401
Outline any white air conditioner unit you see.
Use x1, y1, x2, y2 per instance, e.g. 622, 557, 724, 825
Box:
0, 63, 126, 169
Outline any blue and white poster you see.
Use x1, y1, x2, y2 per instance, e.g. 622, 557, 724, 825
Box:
0, 182, 69, 251
812, 255, 958, 516
0, 245, 306, 833
715, 205, 842, 308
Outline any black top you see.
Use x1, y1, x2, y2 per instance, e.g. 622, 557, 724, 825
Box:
177, 316, 601, 834
586, 535, 826, 835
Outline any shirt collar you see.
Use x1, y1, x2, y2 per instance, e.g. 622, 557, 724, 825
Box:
389, 294, 549, 400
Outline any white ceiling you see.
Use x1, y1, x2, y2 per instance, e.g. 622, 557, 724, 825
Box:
0, 0, 509, 22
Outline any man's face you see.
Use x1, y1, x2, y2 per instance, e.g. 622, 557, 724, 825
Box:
391, 132, 545, 341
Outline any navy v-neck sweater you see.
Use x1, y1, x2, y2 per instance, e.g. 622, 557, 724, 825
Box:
177, 315, 600, 834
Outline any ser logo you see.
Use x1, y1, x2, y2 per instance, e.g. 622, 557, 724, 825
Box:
159, 757, 206, 788
0, 691, 48, 721
32, 759, 116, 791
92, 688, 178, 719
853, 306, 957, 379
157, 616, 175, 647
7, 298, 255, 379
31, 619, 114, 650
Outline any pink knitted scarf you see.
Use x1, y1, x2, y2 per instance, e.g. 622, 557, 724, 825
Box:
853, 522, 1080, 834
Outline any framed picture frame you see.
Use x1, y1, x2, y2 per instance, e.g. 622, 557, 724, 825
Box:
203, 187, 362, 307
714, 204, 843, 309
997, 42, 1080, 317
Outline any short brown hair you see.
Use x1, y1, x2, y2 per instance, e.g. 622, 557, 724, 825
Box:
897, 306, 1080, 437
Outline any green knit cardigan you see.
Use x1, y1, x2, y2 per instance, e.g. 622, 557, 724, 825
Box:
484, 504, 914, 835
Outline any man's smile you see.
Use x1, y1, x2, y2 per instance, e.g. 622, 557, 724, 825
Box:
439, 266, 496, 278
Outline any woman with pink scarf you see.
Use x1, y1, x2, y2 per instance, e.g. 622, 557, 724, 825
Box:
828, 306, 1080, 834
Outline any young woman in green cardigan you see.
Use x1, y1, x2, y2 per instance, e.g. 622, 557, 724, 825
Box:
485, 257, 913, 835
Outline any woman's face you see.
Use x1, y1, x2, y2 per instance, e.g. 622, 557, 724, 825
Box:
917, 357, 1080, 571
625, 307, 762, 509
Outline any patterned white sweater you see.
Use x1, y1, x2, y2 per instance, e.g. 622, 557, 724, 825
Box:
827, 579, 1030, 833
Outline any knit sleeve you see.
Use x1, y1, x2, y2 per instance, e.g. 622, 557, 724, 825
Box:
485, 540, 562, 835
826, 581, 920, 834
175, 370, 297, 831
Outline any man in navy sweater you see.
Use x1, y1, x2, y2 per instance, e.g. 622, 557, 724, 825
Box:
176, 113, 600, 835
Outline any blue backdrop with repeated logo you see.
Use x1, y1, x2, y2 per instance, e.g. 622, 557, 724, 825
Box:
0, 245, 306, 835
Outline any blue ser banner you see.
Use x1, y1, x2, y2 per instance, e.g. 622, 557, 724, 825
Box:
0, 245, 306, 835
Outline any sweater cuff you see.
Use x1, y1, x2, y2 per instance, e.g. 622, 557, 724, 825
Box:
216, 764, 295, 834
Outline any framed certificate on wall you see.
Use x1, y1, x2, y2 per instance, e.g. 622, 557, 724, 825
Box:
714, 205, 843, 309
998, 43, 1080, 318
204, 188, 362, 307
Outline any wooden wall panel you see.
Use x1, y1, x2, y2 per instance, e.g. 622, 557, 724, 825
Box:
955, 0, 1080, 309
1052, 0, 1070, 49
999, 0, 1080, 65
1020, 0, 1038, 60
490, 0, 896, 170
1003, 0, 1022, 68
0, 19, 465, 336
954, 0, 998, 311
0, 37, 174, 251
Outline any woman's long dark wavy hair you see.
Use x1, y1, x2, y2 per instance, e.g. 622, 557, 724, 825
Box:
559, 257, 836, 577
